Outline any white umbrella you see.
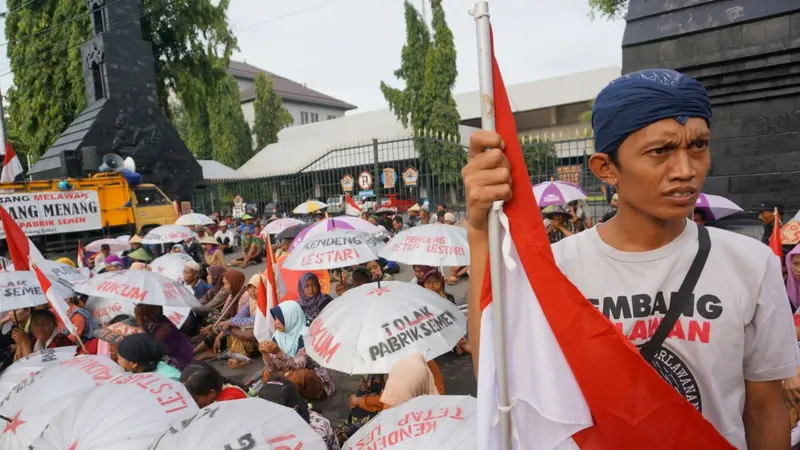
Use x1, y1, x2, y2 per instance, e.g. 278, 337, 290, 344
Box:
84, 296, 189, 329
148, 398, 325, 450
73, 270, 200, 309
306, 281, 466, 374
263, 218, 305, 236
0, 272, 48, 312
0, 347, 77, 399
31, 372, 198, 450
5, 260, 89, 286
141, 225, 196, 245
532, 181, 587, 207
116, 235, 131, 243
85, 238, 130, 253
344, 395, 477, 450
282, 229, 385, 271
379, 224, 470, 267
288, 217, 380, 252
150, 253, 195, 282
293, 200, 327, 215
175, 213, 215, 227
0, 355, 123, 450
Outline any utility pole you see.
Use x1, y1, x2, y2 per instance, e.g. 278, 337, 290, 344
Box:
421, 0, 427, 22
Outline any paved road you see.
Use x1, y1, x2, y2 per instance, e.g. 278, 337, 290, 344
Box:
210, 254, 476, 424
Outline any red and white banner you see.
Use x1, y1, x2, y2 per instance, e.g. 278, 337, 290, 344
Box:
345, 194, 362, 217
255, 240, 278, 343
476, 27, 731, 450
0, 191, 101, 238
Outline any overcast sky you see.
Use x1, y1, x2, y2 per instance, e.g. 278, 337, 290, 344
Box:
0, 0, 625, 112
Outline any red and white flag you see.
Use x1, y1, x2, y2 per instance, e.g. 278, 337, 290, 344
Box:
0, 140, 23, 183
255, 239, 279, 342
768, 207, 782, 259
32, 261, 77, 335
77, 240, 85, 268
0, 205, 45, 270
476, 28, 733, 450
345, 193, 362, 217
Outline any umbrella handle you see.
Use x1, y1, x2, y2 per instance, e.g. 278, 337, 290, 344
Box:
212, 284, 247, 329
0, 414, 11, 423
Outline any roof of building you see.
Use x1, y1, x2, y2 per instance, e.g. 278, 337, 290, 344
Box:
228, 60, 357, 111
455, 65, 620, 120
198, 160, 241, 181
236, 108, 477, 178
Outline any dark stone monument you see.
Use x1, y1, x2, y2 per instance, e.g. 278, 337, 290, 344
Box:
622, 0, 800, 212
28, 0, 201, 200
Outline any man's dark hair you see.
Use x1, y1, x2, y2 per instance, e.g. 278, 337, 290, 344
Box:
607, 150, 621, 168
101, 244, 110, 250
31, 309, 57, 326
393, 216, 403, 225
693, 208, 706, 221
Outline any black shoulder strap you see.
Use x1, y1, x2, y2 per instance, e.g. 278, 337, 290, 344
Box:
639, 225, 711, 362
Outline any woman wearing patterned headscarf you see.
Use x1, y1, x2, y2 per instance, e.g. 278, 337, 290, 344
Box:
297, 273, 333, 324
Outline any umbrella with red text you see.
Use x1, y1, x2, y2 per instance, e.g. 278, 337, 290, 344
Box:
149, 253, 195, 283
147, 398, 325, 450
282, 229, 385, 271
379, 224, 470, 267
0, 355, 123, 450
141, 225, 196, 245
30, 372, 198, 450
306, 281, 466, 374
344, 395, 477, 450
0, 347, 77, 399
73, 270, 200, 309
288, 216, 379, 251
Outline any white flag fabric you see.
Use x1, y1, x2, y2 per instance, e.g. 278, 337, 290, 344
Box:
253, 273, 276, 344
32, 263, 77, 335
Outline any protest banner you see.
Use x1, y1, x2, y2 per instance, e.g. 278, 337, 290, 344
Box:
0, 190, 101, 238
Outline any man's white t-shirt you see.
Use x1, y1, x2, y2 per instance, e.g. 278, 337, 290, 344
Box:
552, 220, 796, 449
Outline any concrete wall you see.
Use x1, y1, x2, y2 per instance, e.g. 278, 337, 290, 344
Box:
622, 0, 800, 211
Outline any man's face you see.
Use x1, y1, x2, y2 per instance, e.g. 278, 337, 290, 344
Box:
220, 224, 227, 232
183, 266, 198, 283
759, 210, 774, 225
692, 212, 706, 226
590, 117, 711, 222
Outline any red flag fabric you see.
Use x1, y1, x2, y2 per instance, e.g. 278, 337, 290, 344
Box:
254, 238, 279, 342
476, 27, 732, 449
1, 141, 23, 183
32, 262, 77, 335
345, 194, 362, 217
768, 208, 782, 258
0, 205, 33, 270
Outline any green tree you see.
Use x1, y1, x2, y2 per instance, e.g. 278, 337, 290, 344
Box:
252, 73, 293, 151
381, 0, 463, 182
521, 141, 556, 180
578, 99, 594, 124
4, 0, 236, 163
208, 75, 252, 169
588, 0, 628, 20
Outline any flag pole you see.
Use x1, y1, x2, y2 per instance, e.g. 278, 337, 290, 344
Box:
472, 2, 513, 450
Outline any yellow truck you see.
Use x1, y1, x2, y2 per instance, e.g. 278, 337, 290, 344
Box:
0, 172, 176, 254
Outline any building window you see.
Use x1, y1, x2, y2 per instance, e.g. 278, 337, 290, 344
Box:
301, 111, 309, 124
92, 5, 105, 35
310, 112, 319, 123
91, 62, 105, 101
327, 115, 336, 120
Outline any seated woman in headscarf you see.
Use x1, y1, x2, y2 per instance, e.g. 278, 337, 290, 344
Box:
298, 273, 333, 325
380, 352, 441, 408
249, 301, 335, 400
116, 333, 182, 381
195, 272, 258, 368
134, 304, 194, 370
193, 266, 228, 319
366, 259, 394, 282
101, 254, 126, 273
259, 375, 340, 450
421, 269, 470, 355
411, 265, 436, 284
13, 309, 73, 360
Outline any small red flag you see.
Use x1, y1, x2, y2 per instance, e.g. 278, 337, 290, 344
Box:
0, 205, 33, 270
768, 208, 782, 258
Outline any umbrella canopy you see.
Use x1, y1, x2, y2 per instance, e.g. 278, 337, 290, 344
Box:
344, 395, 477, 450
0, 272, 50, 312
289, 217, 379, 252
84, 296, 189, 329
0, 347, 78, 399
174, 213, 215, 226
283, 229, 385, 271
31, 372, 198, 450
532, 181, 587, 207
275, 223, 309, 242
306, 281, 466, 374
380, 224, 469, 267
0, 356, 123, 450
150, 253, 195, 282
85, 238, 130, 253
694, 193, 743, 221
148, 398, 325, 450
73, 270, 200, 309
5, 260, 88, 286
141, 225, 196, 245
263, 217, 305, 236
293, 200, 327, 215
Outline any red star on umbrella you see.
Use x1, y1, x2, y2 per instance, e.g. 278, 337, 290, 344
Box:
68, 440, 80, 450
366, 287, 391, 297
2, 410, 25, 435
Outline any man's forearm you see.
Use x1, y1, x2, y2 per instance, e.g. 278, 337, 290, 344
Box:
744, 380, 790, 450
467, 226, 489, 378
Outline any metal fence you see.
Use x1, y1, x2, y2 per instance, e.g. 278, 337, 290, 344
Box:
193, 133, 615, 222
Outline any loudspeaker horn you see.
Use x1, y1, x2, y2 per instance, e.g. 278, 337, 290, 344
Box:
98, 153, 125, 172
123, 157, 136, 173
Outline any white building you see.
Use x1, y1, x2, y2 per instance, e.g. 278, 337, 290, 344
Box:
236, 65, 620, 178
227, 60, 357, 128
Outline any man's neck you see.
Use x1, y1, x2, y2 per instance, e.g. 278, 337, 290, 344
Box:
597, 204, 687, 252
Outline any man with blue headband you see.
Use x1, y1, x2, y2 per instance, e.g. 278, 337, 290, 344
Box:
463, 69, 796, 448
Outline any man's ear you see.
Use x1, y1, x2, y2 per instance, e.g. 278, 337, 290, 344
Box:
589, 153, 618, 187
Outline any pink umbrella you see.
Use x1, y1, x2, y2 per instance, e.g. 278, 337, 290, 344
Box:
695, 193, 742, 221
532, 181, 587, 207
289, 217, 379, 251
